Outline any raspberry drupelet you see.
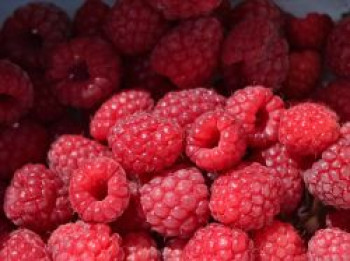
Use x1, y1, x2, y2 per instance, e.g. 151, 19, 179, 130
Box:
163, 238, 187, 261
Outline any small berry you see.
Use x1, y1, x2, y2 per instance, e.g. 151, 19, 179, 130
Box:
163, 238, 187, 261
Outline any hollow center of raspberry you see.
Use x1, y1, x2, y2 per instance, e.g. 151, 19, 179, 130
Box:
22, 30, 43, 51
90, 181, 108, 201
68, 61, 90, 82
203, 128, 221, 149
255, 107, 269, 131
0, 94, 16, 110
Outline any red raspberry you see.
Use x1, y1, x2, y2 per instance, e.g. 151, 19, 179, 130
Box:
48, 221, 124, 261
308, 228, 350, 260
210, 163, 282, 230
0, 120, 49, 180
70, 157, 129, 223
287, 13, 334, 50
145, 0, 222, 20
123, 232, 161, 261
73, 0, 110, 37
90, 89, 154, 141
226, 86, 285, 148
281, 50, 321, 99
48, 134, 111, 186
186, 110, 246, 172
4, 164, 73, 233
140, 166, 209, 237
182, 223, 254, 260
151, 17, 223, 89
47, 37, 121, 108
0, 229, 50, 261
163, 238, 187, 261
0, 2, 70, 70
104, 0, 168, 56
279, 102, 340, 156
213, 0, 233, 30
108, 112, 183, 178
326, 209, 350, 232
0, 60, 33, 124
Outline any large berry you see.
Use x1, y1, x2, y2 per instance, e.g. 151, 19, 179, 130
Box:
163, 238, 187, 261
151, 17, 223, 89
123, 232, 161, 261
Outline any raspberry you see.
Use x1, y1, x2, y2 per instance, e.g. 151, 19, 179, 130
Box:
69, 157, 130, 223
48, 221, 124, 261
145, 0, 222, 20
0, 120, 49, 180
104, 0, 168, 56
151, 17, 223, 89
326, 209, 350, 232
48, 134, 111, 186
186, 110, 246, 172
182, 223, 254, 260
140, 166, 210, 237
0, 2, 70, 70
279, 102, 340, 156
47, 37, 121, 108
0, 229, 50, 261
210, 163, 282, 230
4, 164, 72, 233
73, 0, 110, 37
225, 86, 285, 148
281, 50, 321, 99
108, 112, 183, 178
90, 89, 154, 141
0, 60, 33, 124
287, 13, 334, 50
163, 238, 187, 261
213, 0, 233, 29
341, 122, 350, 140
123, 232, 161, 261
308, 228, 350, 260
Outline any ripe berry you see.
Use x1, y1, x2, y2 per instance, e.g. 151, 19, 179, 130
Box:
163, 238, 187, 261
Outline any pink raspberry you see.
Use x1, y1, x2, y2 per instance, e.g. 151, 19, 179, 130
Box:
108, 112, 183, 178
47, 37, 121, 108
163, 238, 187, 261
186, 110, 246, 172
326, 209, 350, 232
182, 223, 254, 260
140, 166, 210, 237
226, 86, 285, 148
90, 89, 154, 141
48, 221, 124, 261
210, 163, 282, 231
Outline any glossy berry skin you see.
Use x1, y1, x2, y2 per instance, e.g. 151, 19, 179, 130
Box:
48, 221, 124, 261
123, 232, 161, 261
163, 238, 187, 261
0, 229, 50, 261
226, 86, 285, 148
90, 89, 154, 141
151, 17, 223, 89
186, 110, 246, 172
108, 112, 183, 178
326, 209, 350, 232
69, 157, 130, 223
47, 37, 121, 108
140, 166, 209, 237
308, 228, 350, 260
210, 163, 282, 231
279, 103, 340, 156
182, 223, 254, 261
253, 220, 307, 261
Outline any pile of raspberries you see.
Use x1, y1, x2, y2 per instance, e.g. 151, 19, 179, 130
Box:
1, 0, 350, 260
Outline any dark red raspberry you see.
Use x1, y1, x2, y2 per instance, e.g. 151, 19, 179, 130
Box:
0, 2, 70, 70
104, 0, 168, 56
226, 86, 285, 148
279, 102, 340, 156
4, 164, 72, 233
123, 231, 161, 260
213, 0, 233, 29
182, 223, 254, 260
326, 209, 350, 232
108, 112, 183, 178
210, 163, 282, 230
0, 60, 33, 124
308, 228, 350, 260
90, 89, 154, 141
186, 110, 246, 172
0, 229, 50, 261
281, 50, 321, 99
287, 13, 334, 50
163, 238, 187, 261
47, 37, 121, 108
73, 0, 110, 37
140, 166, 209, 237
48, 134, 111, 186
0, 216, 14, 243
151, 17, 223, 89
48, 221, 124, 261
145, 0, 222, 20
0, 120, 49, 180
